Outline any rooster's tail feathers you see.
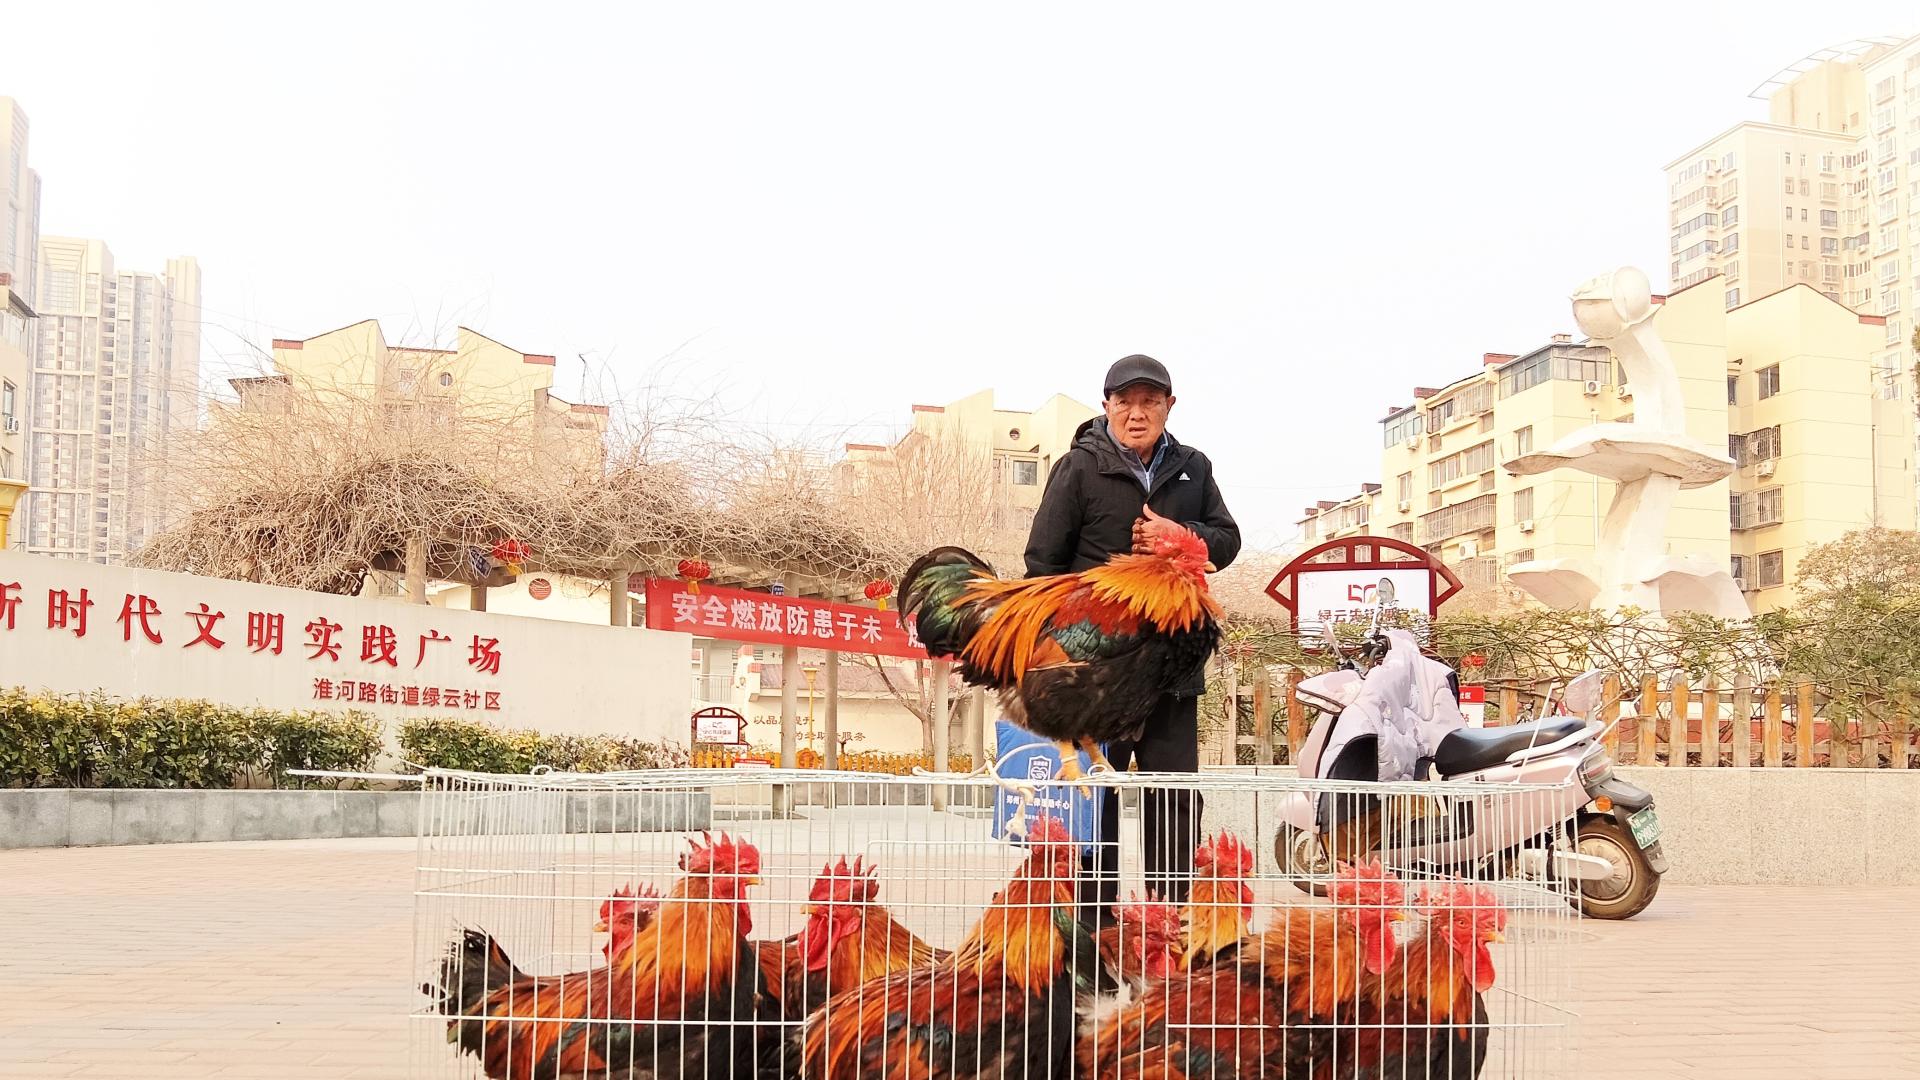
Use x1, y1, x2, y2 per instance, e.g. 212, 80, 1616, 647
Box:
897, 546, 994, 658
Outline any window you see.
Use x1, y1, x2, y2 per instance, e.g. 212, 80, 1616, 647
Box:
1783, 205, 1793, 218
1726, 375, 1738, 404
1783, 151, 1792, 164
1757, 550, 1785, 589
1821, 237, 1838, 255
1513, 425, 1534, 456
1513, 487, 1534, 523
1721, 205, 1739, 226
1799, 179, 1810, 196
1756, 487, 1783, 526
1728, 492, 1746, 529
1746, 425, 1782, 461
1881, 258, 1901, 284
1892, 319, 1906, 346
1726, 288, 1741, 309
1725, 259, 1741, 282
437, 372, 454, 388
1382, 409, 1423, 448
1010, 459, 1038, 486
1757, 365, 1779, 399
1, 379, 13, 422
1396, 472, 1412, 503
1800, 208, 1808, 221
1821, 208, 1838, 228
1801, 236, 1809, 249
1417, 493, 1497, 543
1506, 548, 1535, 566
1722, 232, 1740, 253
1389, 522, 1414, 543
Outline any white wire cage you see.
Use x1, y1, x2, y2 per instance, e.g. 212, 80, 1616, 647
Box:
412, 767, 1578, 1079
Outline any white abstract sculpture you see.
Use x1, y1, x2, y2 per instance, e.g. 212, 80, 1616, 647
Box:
1504, 267, 1750, 619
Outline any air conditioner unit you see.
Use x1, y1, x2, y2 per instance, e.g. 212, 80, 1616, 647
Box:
1757, 459, 1777, 478
1518, 518, 1535, 534
1618, 383, 1634, 399
1583, 379, 1603, 396
1, 416, 16, 434
1459, 540, 1479, 559
1733, 576, 1750, 592
1404, 438, 1420, 451
1397, 499, 1411, 513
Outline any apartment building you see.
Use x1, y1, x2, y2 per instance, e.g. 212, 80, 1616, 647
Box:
1, 99, 42, 497
1663, 123, 1863, 306
26, 238, 200, 562
1305, 281, 1910, 613
836, 389, 1096, 542
1671, 36, 1920, 506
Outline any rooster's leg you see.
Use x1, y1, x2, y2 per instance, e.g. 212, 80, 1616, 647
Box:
1052, 741, 1093, 798
1079, 739, 1115, 776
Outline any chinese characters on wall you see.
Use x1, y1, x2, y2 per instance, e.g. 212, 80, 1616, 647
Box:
0, 581, 505, 711
641, 579, 929, 659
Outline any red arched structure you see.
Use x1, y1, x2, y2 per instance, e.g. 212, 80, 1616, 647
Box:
1264, 535, 1463, 630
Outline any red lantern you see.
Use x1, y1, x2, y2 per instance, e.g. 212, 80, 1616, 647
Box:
1463, 652, 1487, 669
677, 558, 712, 593
490, 538, 530, 574
864, 579, 894, 611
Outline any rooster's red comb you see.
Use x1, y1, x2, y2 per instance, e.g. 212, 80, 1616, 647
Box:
1112, 891, 1183, 941
679, 832, 762, 875
1329, 858, 1407, 907
1023, 815, 1074, 847
1194, 832, 1254, 876
807, 855, 880, 904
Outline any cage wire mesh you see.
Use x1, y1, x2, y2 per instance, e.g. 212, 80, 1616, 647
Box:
413, 767, 1576, 1079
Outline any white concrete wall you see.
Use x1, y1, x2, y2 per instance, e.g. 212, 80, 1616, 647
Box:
0, 552, 691, 744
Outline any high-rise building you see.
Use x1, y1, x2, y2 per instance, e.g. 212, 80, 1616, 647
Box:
1663, 123, 1863, 307
0, 99, 42, 493
1670, 35, 1920, 515
26, 238, 201, 562
1311, 282, 1911, 613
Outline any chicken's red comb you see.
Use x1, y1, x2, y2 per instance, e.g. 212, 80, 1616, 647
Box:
1329, 858, 1407, 906
1417, 880, 1506, 929
599, 882, 662, 922
1023, 815, 1073, 847
807, 855, 880, 904
1112, 892, 1183, 941
679, 831, 762, 875
1194, 832, 1254, 876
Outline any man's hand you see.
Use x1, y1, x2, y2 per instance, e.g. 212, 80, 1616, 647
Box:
1131, 507, 1185, 554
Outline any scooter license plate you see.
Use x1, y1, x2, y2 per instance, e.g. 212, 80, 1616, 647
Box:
1628, 806, 1661, 848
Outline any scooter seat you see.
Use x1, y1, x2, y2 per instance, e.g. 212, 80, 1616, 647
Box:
1433, 716, 1588, 776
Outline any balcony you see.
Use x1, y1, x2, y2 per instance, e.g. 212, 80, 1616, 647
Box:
1417, 493, 1497, 544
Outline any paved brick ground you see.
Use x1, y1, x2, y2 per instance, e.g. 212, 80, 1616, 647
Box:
1, 838, 1915, 1078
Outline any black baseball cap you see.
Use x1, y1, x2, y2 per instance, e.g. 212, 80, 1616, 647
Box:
1103, 354, 1172, 397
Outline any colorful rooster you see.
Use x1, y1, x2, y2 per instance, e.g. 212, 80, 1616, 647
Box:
899, 508, 1222, 786
1181, 831, 1256, 968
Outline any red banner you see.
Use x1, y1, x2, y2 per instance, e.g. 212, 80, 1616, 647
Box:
642, 579, 928, 658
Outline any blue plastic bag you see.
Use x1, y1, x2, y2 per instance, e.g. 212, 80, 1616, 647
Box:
990, 720, 1102, 853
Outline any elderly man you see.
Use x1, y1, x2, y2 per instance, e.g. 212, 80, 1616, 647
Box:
1024, 353, 1240, 921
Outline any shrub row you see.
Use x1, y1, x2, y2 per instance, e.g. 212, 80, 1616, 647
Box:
395, 717, 687, 774
0, 688, 381, 789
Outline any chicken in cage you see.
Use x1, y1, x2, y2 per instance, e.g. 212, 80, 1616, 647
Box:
413, 767, 1575, 1079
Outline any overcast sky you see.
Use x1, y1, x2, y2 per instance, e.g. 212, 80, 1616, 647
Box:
7, 2, 1914, 551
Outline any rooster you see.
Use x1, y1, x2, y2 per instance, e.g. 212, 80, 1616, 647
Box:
1338, 880, 1506, 1079
795, 817, 1112, 1080
1078, 860, 1407, 1079
754, 856, 943, 1022
1180, 832, 1255, 968
434, 832, 775, 1079
899, 507, 1222, 785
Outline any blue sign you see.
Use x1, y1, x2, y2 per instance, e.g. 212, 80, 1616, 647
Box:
990, 720, 1102, 853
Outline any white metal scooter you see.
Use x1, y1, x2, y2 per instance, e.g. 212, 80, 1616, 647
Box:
1274, 627, 1665, 920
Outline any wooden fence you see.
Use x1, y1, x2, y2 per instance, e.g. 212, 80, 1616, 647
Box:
1218, 670, 1918, 770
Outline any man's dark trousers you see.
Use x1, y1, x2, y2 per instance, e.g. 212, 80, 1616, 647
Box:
1078, 692, 1202, 927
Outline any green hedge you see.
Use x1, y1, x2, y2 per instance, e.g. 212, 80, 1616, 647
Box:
0, 688, 383, 789
397, 717, 688, 774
